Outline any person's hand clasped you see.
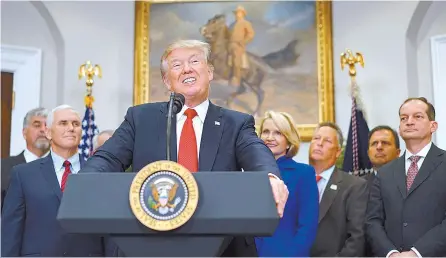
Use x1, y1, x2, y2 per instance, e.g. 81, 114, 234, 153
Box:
269, 176, 289, 218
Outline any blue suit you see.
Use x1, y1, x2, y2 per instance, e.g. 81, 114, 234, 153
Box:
256, 156, 319, 257
80, 101, 280, 257
1, 154, 105, 257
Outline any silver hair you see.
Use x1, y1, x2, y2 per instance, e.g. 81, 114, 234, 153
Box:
92, 130, 114, 150
160, 39, 213, 78
23, 107, 48, 128
46, 104, 81, 128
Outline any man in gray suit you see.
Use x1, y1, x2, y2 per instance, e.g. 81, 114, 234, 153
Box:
309, 122, 368, 257
366, 97, 446, 257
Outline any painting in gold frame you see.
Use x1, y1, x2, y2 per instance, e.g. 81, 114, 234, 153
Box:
133, 0, 334, 141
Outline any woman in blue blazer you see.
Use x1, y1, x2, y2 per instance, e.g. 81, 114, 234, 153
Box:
255, 110, 319, 257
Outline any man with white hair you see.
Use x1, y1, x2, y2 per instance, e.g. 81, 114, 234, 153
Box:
1, 105, 105, 257
81, 39, 289, 256
1, 107, 50, 210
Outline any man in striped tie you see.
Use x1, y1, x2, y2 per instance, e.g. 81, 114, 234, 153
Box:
1, 105, 106, 257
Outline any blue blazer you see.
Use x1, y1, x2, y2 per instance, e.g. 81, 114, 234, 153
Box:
1, 154, 105, 257
256, 156, 319, 257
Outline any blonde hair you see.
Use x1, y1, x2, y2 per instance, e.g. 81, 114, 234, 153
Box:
160, 39, 213, 77
259, 110, 301, 157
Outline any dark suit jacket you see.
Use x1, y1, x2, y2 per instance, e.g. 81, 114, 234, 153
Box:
80, 101, 280, 257
366, 144, 446, 257
360, 171, 376, 257
310, 168, 368, 257
1, 151, 26, 210
1, 154, 105, 257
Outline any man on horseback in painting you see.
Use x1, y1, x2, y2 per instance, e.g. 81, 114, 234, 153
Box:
228, 6, 255, 91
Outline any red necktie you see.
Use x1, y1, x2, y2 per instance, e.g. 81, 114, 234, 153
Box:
178, 109, 198, 172
61, 160, 71, 192
407, 155, 421, 191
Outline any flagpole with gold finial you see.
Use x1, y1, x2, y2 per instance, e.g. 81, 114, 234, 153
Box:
78, 61, 102, 160
340, 49, 366, 116
78, 60, 102, 107
340, 49, 367, 176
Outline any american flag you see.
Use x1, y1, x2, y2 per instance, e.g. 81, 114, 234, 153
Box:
78, 105, 99, 161
342, 80, 373, 176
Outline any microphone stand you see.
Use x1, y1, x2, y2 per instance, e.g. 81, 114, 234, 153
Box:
166, 92, 175, 161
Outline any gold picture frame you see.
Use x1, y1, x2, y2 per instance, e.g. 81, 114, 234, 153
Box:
133, 0, 334, 141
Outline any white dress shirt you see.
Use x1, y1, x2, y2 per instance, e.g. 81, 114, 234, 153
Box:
316, 165, 335, 203
23, 148, 49, 163
50, 150, 81, 186
175, 99, 209, 159
386, 142, 432, 258
404, 142, 432, 176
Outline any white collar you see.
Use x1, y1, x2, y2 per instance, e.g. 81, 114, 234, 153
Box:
50, 148, 80, 170
176, 99, 209, 123
405, 141, 432, 160
23, 147, 49, 163
319, 165, 336, 181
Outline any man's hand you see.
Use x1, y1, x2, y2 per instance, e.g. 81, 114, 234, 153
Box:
269, 176, 288, 218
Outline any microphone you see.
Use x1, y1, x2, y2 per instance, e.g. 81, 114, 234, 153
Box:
166, 92, 185, 161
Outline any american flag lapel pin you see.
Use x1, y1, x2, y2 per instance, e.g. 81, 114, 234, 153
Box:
215, 121, 220, 126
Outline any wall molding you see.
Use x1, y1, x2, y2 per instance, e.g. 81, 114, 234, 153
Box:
430, 34, 446, 148
1, 44, 42, 155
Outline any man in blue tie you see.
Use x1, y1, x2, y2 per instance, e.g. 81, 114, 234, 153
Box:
1, 105, 105, 257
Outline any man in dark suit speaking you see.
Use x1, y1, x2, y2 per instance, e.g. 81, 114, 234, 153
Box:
80, 39, 289, 256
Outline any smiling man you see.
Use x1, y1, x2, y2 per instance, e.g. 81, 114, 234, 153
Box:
80, 39, 289, 257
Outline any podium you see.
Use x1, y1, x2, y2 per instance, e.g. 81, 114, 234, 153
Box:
57, 172, 279, 257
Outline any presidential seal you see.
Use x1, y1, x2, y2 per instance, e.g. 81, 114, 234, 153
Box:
129, 160, 199, 231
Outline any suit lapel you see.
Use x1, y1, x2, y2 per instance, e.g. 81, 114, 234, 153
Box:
158, 103, 177, 162
198, 102, 223, 172
40, 155, 62, 201
318, 169, 342, 223
394, 155, 408, 199
407, 144, 444, 196
18, 151, 26, 164
79, 154, 86, 168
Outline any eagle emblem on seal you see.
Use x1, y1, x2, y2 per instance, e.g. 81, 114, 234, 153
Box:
148, 177, 182, 215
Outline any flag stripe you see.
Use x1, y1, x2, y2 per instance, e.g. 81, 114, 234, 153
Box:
78, 106, 99, 161
342, 96, 372, 176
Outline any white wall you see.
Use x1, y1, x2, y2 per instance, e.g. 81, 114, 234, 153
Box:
43, 1, 135, 129
294, 1, 419, 163
430, 35, 446, 149
417, 2, 446, 100
1, 1, 135, 155
1, 1, 59, 109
